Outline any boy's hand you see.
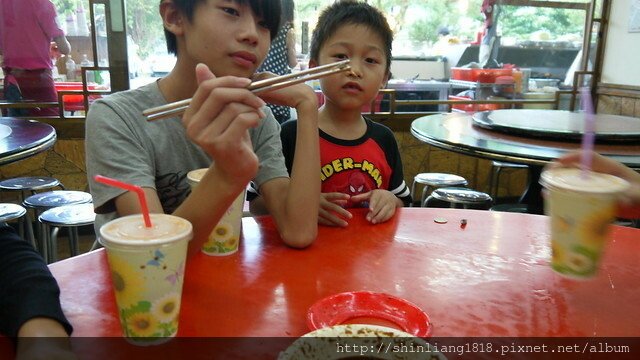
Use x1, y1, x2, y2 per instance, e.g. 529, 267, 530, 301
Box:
351, 189, 399, 224
319, 192, 352, 227
549, 150, 640, 206
252, 71, 318, 111
183, 64, 265, 185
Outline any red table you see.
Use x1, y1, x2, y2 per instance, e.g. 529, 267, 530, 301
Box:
42, 208, 640, 357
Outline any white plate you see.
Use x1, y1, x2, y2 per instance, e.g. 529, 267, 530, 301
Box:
278, 324, 446, 360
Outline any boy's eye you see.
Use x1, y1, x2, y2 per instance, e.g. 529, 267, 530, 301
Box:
221, 7, 240, 16
258, 20, 269, 29
366, 57, 380, 64
333, 54, 349, 60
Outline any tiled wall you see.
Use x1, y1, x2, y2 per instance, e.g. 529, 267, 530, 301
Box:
0, 140, 87, 202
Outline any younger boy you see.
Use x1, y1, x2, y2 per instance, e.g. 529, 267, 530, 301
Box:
280, 1, 411, 227
86, 0, 320, 250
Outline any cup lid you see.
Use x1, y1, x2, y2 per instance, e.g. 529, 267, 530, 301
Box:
540, 168, 630, 194
100, 213, 192, 247
187, 168, 207, 183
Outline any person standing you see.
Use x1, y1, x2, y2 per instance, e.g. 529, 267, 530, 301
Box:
257, 0, 298, 123
0, 0, 70, 116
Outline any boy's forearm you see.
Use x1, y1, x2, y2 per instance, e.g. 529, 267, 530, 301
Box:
280, 103, 321, 247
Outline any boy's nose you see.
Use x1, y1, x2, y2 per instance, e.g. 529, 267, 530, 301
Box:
348, 65, 363, 79
238, 17, 260, 45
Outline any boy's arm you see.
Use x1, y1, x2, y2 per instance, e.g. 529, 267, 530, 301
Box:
256, 86, 320, 248
112, 67, 263, 253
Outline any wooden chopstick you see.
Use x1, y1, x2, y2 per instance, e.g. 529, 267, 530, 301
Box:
144, 60, 351, 122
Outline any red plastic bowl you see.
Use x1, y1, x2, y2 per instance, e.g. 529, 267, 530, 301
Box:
307, 291, 432, 337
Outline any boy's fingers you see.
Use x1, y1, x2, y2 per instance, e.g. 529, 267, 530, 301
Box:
350, 192, 371, 202
320, 200, 352, 219
369, 203, 393, 224
319, 210, 348, 227
195, 63, 216, 83
187, 102, 256, 141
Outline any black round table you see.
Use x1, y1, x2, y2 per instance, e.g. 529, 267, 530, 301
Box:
411, 111, 640, 214
0, 117, 57, 166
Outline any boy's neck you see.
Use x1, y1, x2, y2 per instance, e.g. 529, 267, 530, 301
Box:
318, 104, 367, 140
157, 59, 199, 104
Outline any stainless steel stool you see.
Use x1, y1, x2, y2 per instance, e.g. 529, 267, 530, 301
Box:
1, 176, 65, 245
489, 203, 528, 213
0, 203, 36, 248
39, 203, 96, 263
411, 173, 468, 207
0, 176, 65, 201
23, 190, 93, 261
488, 161, 527, 199
425, 187, 493, 209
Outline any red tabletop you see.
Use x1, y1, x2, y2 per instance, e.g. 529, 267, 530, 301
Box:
37, 208, 640, 357
50, 208, 640, 336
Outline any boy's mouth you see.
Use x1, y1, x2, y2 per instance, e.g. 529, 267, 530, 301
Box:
342, 82, 363, 91
230, 51, 257, 68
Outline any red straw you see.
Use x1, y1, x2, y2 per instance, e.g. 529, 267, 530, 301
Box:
94, 175, 152, 228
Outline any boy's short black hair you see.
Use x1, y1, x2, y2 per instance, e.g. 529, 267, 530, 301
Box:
310, 1, 393, 74
163, 0, 281, 55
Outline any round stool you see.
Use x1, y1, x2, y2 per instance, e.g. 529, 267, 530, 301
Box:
425, 187, 493, 210
39, 203, 96, 263
23, 190, 93, 262
0, 203, 36, 248
489, 203, 528, 213
0, 176, 65, 201
411, 173, 468, 207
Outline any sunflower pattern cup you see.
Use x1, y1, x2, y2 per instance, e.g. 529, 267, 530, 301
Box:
100, 214, 192, 345
541, 168, 629, 279
187, 168, 245, 256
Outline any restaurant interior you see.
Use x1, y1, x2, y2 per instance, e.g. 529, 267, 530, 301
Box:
1, 0, 639, 355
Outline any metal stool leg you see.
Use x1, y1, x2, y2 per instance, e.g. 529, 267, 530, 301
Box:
410, 181, 417, 207
17, 216, 25, 240
69, 227, 79, 256
48, 226, 60, 263
420, 186, 431, 208
24, 215, 36, 249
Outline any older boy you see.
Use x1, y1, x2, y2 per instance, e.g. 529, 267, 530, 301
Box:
279, 1, 411, 227
86, 0, 320, 249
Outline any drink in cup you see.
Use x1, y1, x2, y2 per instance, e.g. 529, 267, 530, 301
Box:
540, 168, 629, 279
187, 168, 245, 256
99, 214, 192, 344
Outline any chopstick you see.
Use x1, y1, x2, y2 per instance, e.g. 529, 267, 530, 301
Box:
144, 60, 351, 121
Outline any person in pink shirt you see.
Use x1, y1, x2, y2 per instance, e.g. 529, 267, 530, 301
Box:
0, 0, 70, 116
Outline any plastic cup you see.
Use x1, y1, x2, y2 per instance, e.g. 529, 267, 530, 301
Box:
540, 168, 629, 279
99, 214, 192, 345
187, 168, 245, 256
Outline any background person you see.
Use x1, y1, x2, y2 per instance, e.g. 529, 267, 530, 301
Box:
257, 0, 297, 123
0, 0, 70, 116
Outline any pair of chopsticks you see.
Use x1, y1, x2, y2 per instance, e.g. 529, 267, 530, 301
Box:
144, 60, 352, 121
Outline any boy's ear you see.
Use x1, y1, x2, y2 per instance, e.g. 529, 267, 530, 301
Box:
309, 59, 318, 68
160, 0, 184, 36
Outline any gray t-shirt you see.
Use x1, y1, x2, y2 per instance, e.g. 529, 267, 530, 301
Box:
85, 81, 288, 231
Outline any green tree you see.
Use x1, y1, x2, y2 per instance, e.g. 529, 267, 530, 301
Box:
125, 0, 165, 58
498, 5, 584, 40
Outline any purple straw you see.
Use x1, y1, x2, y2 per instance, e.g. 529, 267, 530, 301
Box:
579, 87, 595, 177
